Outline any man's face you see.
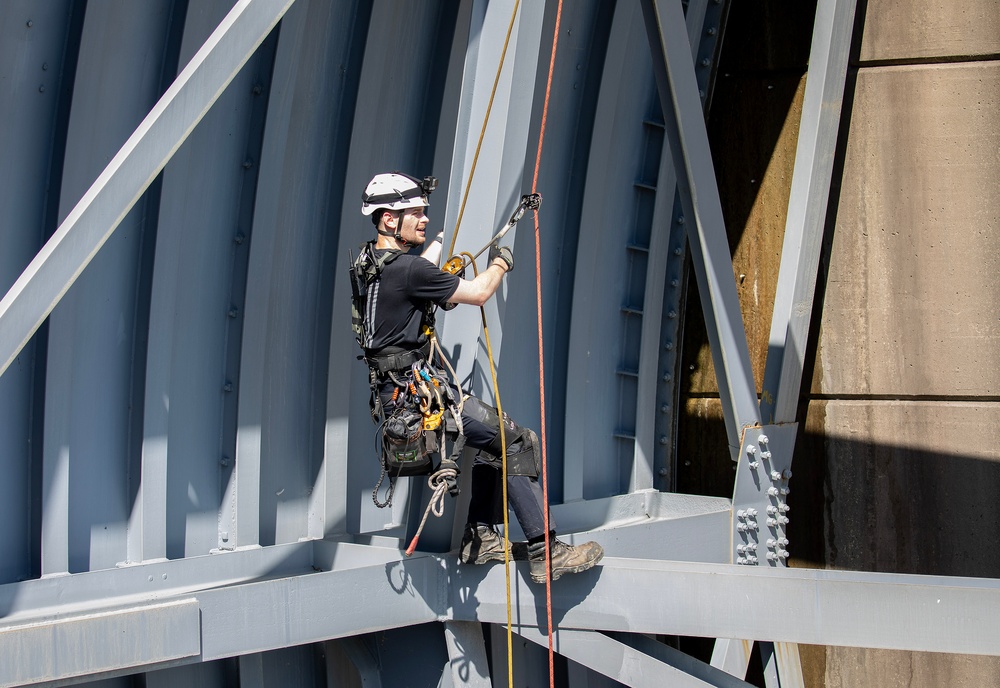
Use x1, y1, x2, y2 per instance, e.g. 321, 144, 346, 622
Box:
393, 206, 429, 245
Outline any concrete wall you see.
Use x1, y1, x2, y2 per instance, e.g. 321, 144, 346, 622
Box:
683, 0, 1000, 685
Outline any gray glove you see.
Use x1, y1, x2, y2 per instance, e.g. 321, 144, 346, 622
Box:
488, 243, 514, 273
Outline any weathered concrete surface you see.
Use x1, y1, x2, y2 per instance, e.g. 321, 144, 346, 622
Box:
818, 62, 1000, 397
811, 400, 1000, 576
861, 0, 1000, 63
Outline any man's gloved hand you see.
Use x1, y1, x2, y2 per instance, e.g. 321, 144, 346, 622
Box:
488, 243, 514, 273
438, 459, 461, 496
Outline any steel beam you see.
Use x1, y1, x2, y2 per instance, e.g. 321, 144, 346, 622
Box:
517, 627, 754, 687
460, 556, 1000, 657
759, 0, 859, 425
0, 599, 200, 687
5, 541, 1000, 683
0, 0, 296, 380
444, 621, 492, 687
632, 0, 724, 493
640, 0, 761, 454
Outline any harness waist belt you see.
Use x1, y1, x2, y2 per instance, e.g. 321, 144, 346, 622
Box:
367, 342, 431, 374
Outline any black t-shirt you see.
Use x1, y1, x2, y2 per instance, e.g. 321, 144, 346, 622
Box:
363, 249, 460, 353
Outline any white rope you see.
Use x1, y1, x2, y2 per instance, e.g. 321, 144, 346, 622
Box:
405, 467, 459, 556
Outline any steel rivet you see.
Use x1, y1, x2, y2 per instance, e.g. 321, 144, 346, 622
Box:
42, 62, 48, 71
662, 372, 672, 382
668, 310, 677, 319
664, 342, 674, 351
673, 247, 683, 256
224, 382, 233, 393
252, 84, 263, 95
228, 307, 239, 318
670, 278, 679, 287
660, 404, 670, 413
242, 159, 253, 169
676, 216, 685, 225
148, 575, 154, 582
162, 574, 167, 580
658, 467, 668, 476
659, 436, 668, 445
38, 85, 45, 93
707, 26, 717, 36
234, 232, 246, 244
26, 20, 33, 27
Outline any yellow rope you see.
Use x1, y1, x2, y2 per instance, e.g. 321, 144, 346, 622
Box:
446, 0, 521, 259
461, 253, 513, 687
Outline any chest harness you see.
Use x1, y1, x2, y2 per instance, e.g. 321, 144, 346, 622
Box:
349, 241, 465, 507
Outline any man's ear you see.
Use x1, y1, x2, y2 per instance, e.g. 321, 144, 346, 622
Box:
381, 210, 396, 230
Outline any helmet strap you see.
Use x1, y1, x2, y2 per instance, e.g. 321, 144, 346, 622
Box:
376, 210, 409, 248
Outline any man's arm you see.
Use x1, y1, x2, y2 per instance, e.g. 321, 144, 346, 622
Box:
447, 259, 509, 307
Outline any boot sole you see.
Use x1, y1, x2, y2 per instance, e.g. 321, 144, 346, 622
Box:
529, 549, 604, 583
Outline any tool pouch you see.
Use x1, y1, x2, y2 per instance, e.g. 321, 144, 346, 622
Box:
382, 408, 434, 476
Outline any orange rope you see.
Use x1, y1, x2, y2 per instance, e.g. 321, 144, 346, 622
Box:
531, 1, 564, 686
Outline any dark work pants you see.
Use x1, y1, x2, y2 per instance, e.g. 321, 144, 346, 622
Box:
379, 380, 554, 541
448, 393, 554, 541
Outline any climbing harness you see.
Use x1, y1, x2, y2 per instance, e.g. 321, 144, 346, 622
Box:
350, 235, 466, 510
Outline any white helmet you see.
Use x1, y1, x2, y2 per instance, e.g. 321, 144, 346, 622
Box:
361, 172, 437, 216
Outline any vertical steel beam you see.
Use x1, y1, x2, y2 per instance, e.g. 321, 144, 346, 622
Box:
640, 0, 761, 455
41, 0, 175, 575
437, 0, 545, 393
0, 0, 74, 584
444, 621, 492, 687
759, 0, 858, 425
0, 0, 297, 380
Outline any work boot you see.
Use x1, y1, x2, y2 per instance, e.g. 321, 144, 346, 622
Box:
458, 524, 528, 564
528, 537, 604, 583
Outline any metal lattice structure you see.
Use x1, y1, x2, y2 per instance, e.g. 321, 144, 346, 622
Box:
1, 0, 998, 686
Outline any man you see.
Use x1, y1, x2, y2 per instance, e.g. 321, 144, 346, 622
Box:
352, 171, 603, 583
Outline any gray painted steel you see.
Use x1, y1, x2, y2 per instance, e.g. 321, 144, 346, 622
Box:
6, 541, 1000, 685
0, 0, 75, 587
0, 599, 200, 687
759, 0, 858, 426
0, 0, 994, 686
641, 0, 761, 456
518, 628, 755, 688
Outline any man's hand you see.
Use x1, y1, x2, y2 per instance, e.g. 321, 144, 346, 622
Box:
488, 243, 514, 273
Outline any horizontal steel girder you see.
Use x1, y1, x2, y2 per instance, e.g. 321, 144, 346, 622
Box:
3, 536, 1000, 685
